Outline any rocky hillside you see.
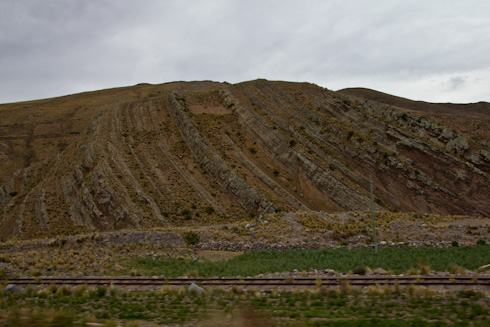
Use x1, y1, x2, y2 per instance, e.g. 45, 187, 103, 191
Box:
338, 87, 490, 147
1, 80, 489, 240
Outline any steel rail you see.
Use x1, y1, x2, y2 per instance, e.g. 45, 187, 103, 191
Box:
7, 276, 490, 280
5, 276, 490, 287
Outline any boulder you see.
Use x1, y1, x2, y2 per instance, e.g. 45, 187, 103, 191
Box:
477, 264, 490, 272
4, 284, 21, 294
188, 283, 205, 296
372, 268, 389, 275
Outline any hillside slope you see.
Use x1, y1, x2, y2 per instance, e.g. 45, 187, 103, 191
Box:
338, 87, 490, 146
1, 80, 489, 239
338, 87, 490, 116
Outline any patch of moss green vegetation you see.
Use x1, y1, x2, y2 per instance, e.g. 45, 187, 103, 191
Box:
124, 246, 490, 277
1, 289, 489, 326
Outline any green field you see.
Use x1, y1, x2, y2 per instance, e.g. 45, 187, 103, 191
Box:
125, 246, 490, 277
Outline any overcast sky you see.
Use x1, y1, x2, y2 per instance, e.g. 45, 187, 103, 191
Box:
1, 0, 489, 104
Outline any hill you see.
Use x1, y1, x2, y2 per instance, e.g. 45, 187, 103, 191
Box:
0, 80, 489, 239
338, 87, 490, 146
338, 87, 490, 116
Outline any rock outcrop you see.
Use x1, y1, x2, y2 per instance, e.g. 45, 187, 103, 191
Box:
0, 80, 489, 239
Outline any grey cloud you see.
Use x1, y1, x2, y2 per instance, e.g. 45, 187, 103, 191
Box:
445, 76, 468, 91
1, 0, 489, 103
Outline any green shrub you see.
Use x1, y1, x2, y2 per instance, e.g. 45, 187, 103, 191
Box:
184, 232, 200, 246
477, 239, 486, 246
452, 241, 459, 247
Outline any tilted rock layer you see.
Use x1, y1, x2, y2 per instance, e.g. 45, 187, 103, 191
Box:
0, 80, 489, 239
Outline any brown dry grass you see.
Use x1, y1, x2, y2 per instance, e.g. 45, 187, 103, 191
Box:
195, 250, 244, 262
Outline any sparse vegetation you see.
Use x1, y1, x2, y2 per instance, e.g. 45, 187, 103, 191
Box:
1, 80, 489, 242
180, 208, 192, 220
1, 282, 488, 326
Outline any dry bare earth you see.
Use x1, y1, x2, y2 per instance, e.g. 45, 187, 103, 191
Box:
0, 80, 489, 240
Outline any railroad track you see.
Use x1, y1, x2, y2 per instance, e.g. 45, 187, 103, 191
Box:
6, 276, 490, 289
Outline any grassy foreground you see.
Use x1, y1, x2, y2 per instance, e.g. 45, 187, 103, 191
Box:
125, 246, 490, 277
1, 286, 490, 326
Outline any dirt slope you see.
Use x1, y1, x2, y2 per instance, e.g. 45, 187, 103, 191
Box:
0, 80, 489, 239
